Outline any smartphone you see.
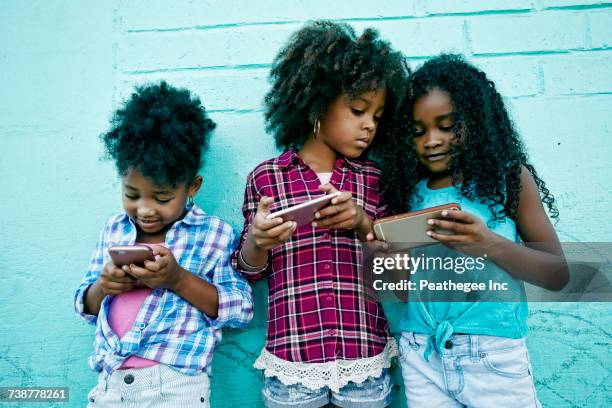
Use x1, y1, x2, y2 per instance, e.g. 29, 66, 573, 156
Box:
266, 192, 343, 227
108, 245, 155, 267
373, 203, 461, 249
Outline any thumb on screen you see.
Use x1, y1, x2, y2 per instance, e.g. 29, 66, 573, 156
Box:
257, 196, 274, 214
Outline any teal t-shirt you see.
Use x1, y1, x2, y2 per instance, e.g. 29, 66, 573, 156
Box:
399, 179, 528, 360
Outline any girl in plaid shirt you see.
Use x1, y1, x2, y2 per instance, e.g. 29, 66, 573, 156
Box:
234, 21, 410, 408
75, 82, 253, 407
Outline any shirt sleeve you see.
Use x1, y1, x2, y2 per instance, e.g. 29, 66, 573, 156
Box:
374, 170, 389, 219
230, 169, 269, 281
203, 222, 254, 329
74, 220, 111, 325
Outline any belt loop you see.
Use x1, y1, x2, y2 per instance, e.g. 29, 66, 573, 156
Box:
153, 365, 162, 389
102, 371, 110, 392
470, 335, 479, 362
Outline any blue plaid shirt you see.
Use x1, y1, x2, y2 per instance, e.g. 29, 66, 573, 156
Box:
74, 204, 253, 377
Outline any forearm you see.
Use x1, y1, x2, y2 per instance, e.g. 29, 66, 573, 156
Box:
84, 280, 105, 316
241, 232, 269, 268
173, 269, 220, 318
487, 236, 568, 291
388, 256, 410, 302
355, 212, 373, 241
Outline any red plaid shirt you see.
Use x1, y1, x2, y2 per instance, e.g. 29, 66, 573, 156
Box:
233, 148, 391, 363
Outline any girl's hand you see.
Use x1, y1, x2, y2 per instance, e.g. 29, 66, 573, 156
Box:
248, 196, 297, 250
427, 209, 504, 256
99, 261, 137, 295
123, 246, 185, 291
312, 184, 372, 238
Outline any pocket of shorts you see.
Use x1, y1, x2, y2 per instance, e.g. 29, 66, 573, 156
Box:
398, 335, 414, 363
160, 371, 209, 403
196, 384, 210, 406
482, 344, 530, 378
86, 385, 99, 405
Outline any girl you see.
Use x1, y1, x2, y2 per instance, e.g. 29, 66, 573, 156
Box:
381, 54, 568, 407
233, 21, 410, 408
74, 82, 253, 407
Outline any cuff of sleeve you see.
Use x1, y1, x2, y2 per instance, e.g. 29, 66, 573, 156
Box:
202, 283, 252, 329
74, 284, 98, 325
231, 249, 267, 281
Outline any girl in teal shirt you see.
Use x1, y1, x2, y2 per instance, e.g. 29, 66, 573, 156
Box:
377, 54, 569, 407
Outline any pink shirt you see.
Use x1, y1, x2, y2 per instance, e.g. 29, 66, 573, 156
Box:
108, 243, 160, 369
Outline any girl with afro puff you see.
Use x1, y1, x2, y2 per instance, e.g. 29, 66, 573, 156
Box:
75, 82, 253, 407
381, 54, 568, 407
232, 21, 410, 407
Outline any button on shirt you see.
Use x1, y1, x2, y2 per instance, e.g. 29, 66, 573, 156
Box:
232, 148, 391, 363
74, 204, 254, 377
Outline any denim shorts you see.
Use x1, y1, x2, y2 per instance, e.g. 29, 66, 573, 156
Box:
399, 331, 541, 408
262, 368, 393, 408
86, 364, 210, 407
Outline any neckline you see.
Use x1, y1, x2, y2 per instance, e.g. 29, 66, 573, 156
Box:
422, 179, 457, 193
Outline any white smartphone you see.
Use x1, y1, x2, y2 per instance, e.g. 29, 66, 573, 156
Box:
266, 192, 342, 227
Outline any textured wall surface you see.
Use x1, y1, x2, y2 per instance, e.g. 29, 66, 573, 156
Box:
0, 1, 611, 407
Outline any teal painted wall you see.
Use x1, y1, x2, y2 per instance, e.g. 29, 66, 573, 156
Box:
1, 1, 610, 406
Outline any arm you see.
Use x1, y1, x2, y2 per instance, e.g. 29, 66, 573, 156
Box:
75, 225, 107, 323
126, 225, 254, 326
75, 221, 135, 321
495, 166, 569, 290
427, 166, 569, 291
235, 171, 296, 277
174, 225, 254, 327
175, 254, 254, 328
125, 246, 220, 318
387, 248, 412, 302
83, 265, 137, 315
83, 280, 105, 316
313, 184, 374, 241
203, 226, 254, 328
173, 266, 221, 318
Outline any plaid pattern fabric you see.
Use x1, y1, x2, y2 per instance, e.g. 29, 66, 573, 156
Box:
233, 148, 391, 363
75, 204, 253, 376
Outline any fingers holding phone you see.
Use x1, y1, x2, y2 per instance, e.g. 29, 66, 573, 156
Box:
313, 184, 371, 237
313, 189, 361, 229
373, 203, 462, 250
124, 246, 185, 291
99, 261, 137, 295
250, 196, 297, 250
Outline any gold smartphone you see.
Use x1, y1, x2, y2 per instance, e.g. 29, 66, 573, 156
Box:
373, 203, 461, 249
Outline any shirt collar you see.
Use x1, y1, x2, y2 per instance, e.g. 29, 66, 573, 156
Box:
277, 147, 364, 171
119, 203, 207, 229
276, 147, 299, 168
179, 203, 207, 226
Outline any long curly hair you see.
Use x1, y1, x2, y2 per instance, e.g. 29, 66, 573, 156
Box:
381, 54, 558, 221
101, 81, 216, 187
264, 20, 410, 161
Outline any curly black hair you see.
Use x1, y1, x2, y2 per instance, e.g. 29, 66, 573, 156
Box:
264, 20, 410, 157
101, 81, 216, 187
381, 54, 558, 221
